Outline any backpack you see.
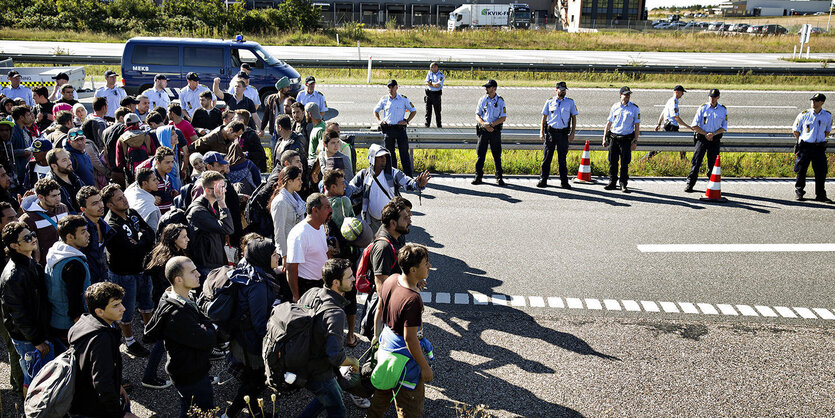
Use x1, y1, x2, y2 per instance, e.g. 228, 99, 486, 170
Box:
24, 347, 78, 418
118, 130, 152, 184
262, 293, 341, 391
244, 173, 276, 238
196, 266, 240, 342
355, 237, 396, 294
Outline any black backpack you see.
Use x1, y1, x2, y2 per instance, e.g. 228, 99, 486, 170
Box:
196, 266, 240, 343
262, 290, 341, 391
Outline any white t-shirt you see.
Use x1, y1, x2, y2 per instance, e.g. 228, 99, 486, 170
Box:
367, 172, 393, 220
33, 164, 51, 182
286, 221, 328, 281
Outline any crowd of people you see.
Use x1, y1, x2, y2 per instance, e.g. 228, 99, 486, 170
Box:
0, 65, 434, 417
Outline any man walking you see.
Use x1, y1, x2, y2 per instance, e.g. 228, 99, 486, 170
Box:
792, 93, 831, 202
94, 70, 127, 120
656, 85, 691, 133
374, 80, 416, 177
473, 79, 507, 186
143, 74, 171, 110
186, 171, 234, 277
19, 178, 69, 264
603, 87, 641, 192
45, 214, 91, 344
684, 89, 727, 193
286, 193, 333, 302
179, 72, 214, 119
424, 62, 444, 128
296, 76, 328, 119
538, 81, 578, 189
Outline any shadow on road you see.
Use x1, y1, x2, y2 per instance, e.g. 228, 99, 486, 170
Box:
428, 182, 522, 204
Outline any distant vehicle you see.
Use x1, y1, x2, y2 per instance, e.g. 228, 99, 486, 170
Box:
814, 12, 826, 16
708, 22, 724, 31
668, 14, 681, 22
797, 26, 824, 34
729, 23, 749, 32
447, 3, 532, 30
747, 25, 763, 34
0, 64, 85, 92
651, 19, 665, 26
684, 13, 694, 18
682, 21, 699, 30
761, 24, 787, 35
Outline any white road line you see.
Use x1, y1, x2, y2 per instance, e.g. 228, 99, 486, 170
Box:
755, 305, 779, 317
698, 303, 719, 315
471, 292, 489, 305
735, 305, 759, 317
678, 302, 700, 314
659, 301, 680, 313
566, 298, 584, 309
641, 300, 660, 312
454, 293, 469, 305
716, 304, 739, 316
510, 295, 527, 307
585, 298, 603, 310
653, 105, 796, 109
622, 300, 641, 312
812, 308, 835, 320
491, 295, 508, 306
436, 292, 451, 304
637, 243, 835, 253
603, 299, 622, 311
420, 292, 432, 303
793, 307, 818, 319
548, 297, 565, 308
529, 296, 546, 308
774, 306, 797, 318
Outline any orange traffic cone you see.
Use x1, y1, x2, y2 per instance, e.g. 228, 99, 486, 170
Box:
573, 140, 595, 184
700, 155, 727, 202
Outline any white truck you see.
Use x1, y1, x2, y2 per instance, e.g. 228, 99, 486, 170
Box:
0, 62, 86, 93
447, 3, 532, 30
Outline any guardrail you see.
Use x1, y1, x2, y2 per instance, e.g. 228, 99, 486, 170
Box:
4, 54, 834, 76
341, 128, 823, 153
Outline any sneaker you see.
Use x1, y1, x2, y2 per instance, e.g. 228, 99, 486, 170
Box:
604, 183, 617, 190
210, 347, 227, 361
536, 179, 547, 188
496, 178, 506, 187
125, 342, 150, 357
471, 176, 483, 185
141, 376, 172, 390
560, 182, 572, 189
348, 393, 371, 409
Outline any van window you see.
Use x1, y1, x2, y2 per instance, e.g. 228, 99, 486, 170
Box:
132, 45, 178, 66
234, 48, 265, 69
184, 47, 224, 67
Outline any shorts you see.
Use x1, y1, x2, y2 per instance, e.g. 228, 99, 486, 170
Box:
109, 272, 153, 323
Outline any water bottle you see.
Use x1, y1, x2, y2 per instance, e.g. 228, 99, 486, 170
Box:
284, 372, 297, 384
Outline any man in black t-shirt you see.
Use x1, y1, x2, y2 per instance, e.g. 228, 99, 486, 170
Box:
211, 76, 260, 131
32, 87, 54, 132
190, 91, 223, 135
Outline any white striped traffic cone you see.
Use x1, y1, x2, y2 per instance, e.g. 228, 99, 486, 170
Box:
573, 140, 595, 184
699, 155, 727, 202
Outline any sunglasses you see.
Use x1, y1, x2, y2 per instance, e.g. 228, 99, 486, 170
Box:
19, 231, 36, 243
68, 131, 85, 140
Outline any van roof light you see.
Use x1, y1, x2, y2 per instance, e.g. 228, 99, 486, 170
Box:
236, 35, 244, 42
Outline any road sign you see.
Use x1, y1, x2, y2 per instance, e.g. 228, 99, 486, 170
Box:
800, 24, 812, 44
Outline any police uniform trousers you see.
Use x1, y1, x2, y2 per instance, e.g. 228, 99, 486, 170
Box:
381, 125, 413, 177
475, 125, 503, 179
541, 127, 570, 183
663, 122, 680, 132
686, 133, 722, 186
424, 90, 442, 128
607, 132, 634, 185
794, 141, 828, 198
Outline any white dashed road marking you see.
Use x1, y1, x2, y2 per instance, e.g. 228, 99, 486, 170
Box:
638, 244, 835, 253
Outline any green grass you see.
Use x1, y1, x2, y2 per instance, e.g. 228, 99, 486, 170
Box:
2, 26, 834, 54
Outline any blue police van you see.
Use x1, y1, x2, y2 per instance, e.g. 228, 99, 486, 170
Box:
121, 36, 301, 104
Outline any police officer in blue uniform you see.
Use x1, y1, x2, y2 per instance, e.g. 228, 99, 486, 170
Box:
473, 79, 507, 186
538, 81, 578, 188
685, 89, 727, 193
603, 86, 641, 192
792, 93, 832, 202
374, 79, 416, 176
424, 62, 444, 128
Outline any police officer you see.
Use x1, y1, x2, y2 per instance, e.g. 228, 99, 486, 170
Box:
374, 79, 416, 176
178, 72, 215, 119
296, 76, 327, 119
792, 93, 832, 202
685, 89, 727, 193
603, 86, 640, 192
655, 85, 691, 133
424, 62, 444, 128
94, 70, 127, 120
1, 71, 34, 107
473, 79, 507, 186
142, 74, 171, 110
538, 81, 578, 189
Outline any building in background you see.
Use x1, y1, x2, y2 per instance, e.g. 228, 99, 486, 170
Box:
556, 0, 647, 31
720, 0, 831, 17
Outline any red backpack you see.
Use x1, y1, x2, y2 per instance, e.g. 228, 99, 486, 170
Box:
355, 237, 396, 294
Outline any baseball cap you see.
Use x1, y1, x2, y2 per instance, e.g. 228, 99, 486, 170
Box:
556, 81, 568, 91
154, 74, 167, 81
186, 72, 200, 81
203, 151, 228, 165
241, 63, 251, 70
7, 70, 20, 78
305, 76, 316, 84
811, 93, 826, 102
52, 72, 69, 81
27, 138, 53, 153
103, 70, 118, 78
386, 79, 398, 87
482, 79, 498, 88
674, 85, 686, 92
274, 76, 290, 91
304, 102, 320, 116
0, 120, 13, 129
709, 88, 721, 97
120, 96, 140, 106
236, 72, 250, 80
619, 86, 632, 95
124, 113, 141, 125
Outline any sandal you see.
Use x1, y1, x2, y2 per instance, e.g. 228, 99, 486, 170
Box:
345, 334, 359, 348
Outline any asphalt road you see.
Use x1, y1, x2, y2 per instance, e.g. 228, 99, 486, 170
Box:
1, 177, 833, 416
2, 40, 835, 68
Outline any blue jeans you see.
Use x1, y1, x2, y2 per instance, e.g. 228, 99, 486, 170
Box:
142, 341, 166, 382
176, 375, 214, 418
109, 272, 153, 323
298, 378, 346, 418
12, 339, 63, 386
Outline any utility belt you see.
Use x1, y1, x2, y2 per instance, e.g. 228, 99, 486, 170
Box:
424, 89, 442, 96
607, 132, 634, 141
476, 123, 503, 135
694, 132, 723, 143
380, 124, 406, 131
663, 122, 679, 132
795, 140, 827, 153
548, 127, 571, 134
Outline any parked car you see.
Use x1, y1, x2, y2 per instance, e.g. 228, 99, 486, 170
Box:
708, 22, 724, 31
732, 24, 750, 32
797, 26, 825, 34
747, 25, 762, 33
761, 24, 787, 35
